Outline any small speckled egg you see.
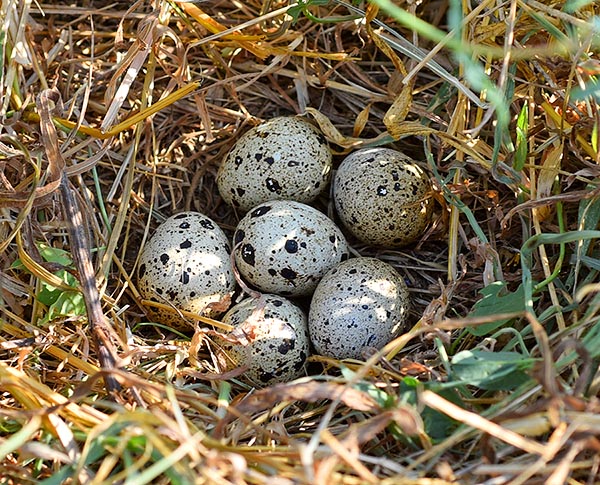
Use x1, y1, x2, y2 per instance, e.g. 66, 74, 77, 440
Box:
217, 294, 309, 386
137, 212, 236, 330
233, 200, 349, 297
217, 117, 332, 212
333, 148, 432, 247
308, 257, 409, 360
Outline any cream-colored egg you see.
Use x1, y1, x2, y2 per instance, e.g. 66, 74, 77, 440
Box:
217, 294, 310, 386
217, 117, 332, 212
233, 200, 349, 297
137, 212, 236, 330
308, 257, 409, 360
333, 148, 431, 247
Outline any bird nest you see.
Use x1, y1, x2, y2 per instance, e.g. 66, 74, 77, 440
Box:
1, 0, 600, 483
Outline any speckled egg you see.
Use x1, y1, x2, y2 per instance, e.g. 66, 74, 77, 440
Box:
217, 117, 332, 212
217, 294, 309, 386
308, 257, 410, 360
233, 200, 349, 297
137, 212, 236, 330
333, 148, 432, 247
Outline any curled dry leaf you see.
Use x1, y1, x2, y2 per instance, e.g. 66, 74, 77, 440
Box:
204, 293, 233, 315
304, 107, 391, 149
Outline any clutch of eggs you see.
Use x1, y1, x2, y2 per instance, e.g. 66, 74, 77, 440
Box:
136, 118, 434, 383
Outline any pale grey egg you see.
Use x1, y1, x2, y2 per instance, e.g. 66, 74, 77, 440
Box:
137, 212, 236, 330
233, 200, 349, 297
308, 257, 410, 360
217, 294, 309, 386
333, 148, 431, 247
217, 117, 332, 212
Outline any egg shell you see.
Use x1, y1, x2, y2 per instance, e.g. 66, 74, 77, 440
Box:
333, 148, 432, 247
217, 117, 332, 212
308, 257, 409, 360
233, 200, 350, 297
217, 294, 310, 386
137, 212, 236, 330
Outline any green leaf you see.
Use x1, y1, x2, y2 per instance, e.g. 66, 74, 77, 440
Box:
514, 103, 529, 172
467, 282, 530, 336
451, 350, 535, 390
37, 269, 78, 306
11, 243, 73, 270
35, 270, 84, 326
13, 243, 87, 325
574, 254, 600, 272
36, 266, 85, 325
398, 379, 459, 441
39, 290, 86, 325
38, 466, 75, 485
341, 366, 395, 408
571, 78, 600, 103
582, 318, 600, 359
564, 0, 597, 14
38, 244, 73, 266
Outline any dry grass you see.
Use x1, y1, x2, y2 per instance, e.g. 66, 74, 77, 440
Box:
1, 0, 600, 483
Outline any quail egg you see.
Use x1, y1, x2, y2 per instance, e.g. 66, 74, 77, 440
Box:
333, 148, 432, 247
217, 116, 332, 212
217, 294, 309, 386
308, 257, 409, 360
137, 212, 236, 329
233, 200, 350, 297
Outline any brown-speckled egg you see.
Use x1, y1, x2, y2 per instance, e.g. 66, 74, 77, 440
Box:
333, 148, 432, 247
217, 294, 309, 386
308, 257, 409, 360
137, 212, 236, 329
233, 200, 349, 297
217, 117, 332, 212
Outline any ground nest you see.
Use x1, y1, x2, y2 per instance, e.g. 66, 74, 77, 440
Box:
1, 0, 600, 484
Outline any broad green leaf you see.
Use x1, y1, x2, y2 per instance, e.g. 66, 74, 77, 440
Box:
341, 366, 395, 408
38, 244, 73, 266
398, 378, 459, 441
36, 267, 85, 325
39, 290, 86, 325
451, 350, 535, 390
10, 243, 73, 270
37, 269, 78, 306
13, 243, 87, 324
467, 282, 529, 336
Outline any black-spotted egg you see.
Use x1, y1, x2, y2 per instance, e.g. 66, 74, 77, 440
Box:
137, 212, 236, 330
217, 117, 332, 212
308, 257, 410, 360
233, 200, 349, 297
217, 294, 309, 386
333, 148, 432, 247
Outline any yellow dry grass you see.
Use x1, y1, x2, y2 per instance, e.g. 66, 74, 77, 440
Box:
1, 0, 600, 483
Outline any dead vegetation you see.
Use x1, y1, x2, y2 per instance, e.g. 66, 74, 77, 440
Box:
1, 0, 600, 483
